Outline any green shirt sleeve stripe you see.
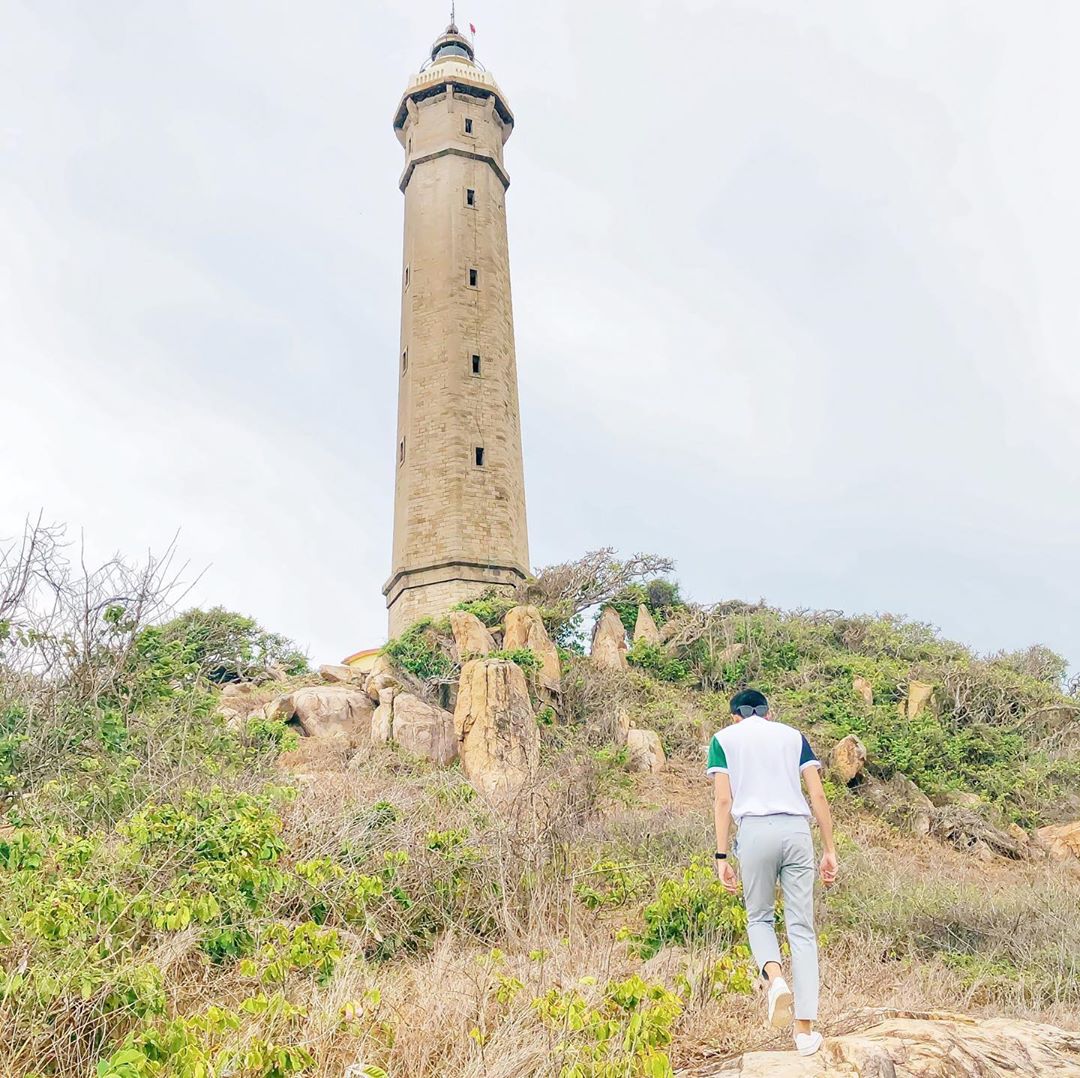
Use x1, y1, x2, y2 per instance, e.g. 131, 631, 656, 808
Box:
706, 734, 728, 774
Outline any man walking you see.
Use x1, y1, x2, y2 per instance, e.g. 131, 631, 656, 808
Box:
707, 689, 838, 1057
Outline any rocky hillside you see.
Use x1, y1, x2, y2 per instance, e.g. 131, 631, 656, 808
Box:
1, 535, 1079, 1076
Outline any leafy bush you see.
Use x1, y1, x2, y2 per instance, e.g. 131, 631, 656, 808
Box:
533, 975, 683, 1078
382, 620, 455, 682
632, 861, 749, 960
610, 579, 685, 637
451, 591, 518, 628
157, 607, 309, 684
489, 647, 541, 673
626, 640, 688, 683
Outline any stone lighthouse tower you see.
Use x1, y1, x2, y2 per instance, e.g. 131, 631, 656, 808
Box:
383, 21, 530, 637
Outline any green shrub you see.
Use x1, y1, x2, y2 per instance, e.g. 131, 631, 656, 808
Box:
382, 620, 454, 682
533, 974, 683, 1078
155, 607, 309, 684
632, 860, 749, 960
627, 640, 688, 683
489, 647, 541, 673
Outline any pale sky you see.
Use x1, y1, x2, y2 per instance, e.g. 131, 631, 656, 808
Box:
3, 1, 1078, 671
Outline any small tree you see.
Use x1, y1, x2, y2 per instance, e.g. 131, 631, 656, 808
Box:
158, 607, 309, 684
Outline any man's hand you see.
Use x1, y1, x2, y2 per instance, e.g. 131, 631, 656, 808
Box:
718, 859, 740, 895
819, 850, 838, 887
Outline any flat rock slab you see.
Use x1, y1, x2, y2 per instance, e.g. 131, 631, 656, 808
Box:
700, 1012, 1080, 1077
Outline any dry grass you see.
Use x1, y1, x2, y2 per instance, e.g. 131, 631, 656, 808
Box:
255, 750, 1080, 1077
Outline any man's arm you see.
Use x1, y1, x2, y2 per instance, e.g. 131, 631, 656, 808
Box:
802, 764, 838, 885
713, 772, 739, 894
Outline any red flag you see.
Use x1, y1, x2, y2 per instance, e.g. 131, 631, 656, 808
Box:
469, 22, 476, 33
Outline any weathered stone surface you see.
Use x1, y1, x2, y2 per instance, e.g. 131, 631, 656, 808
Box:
449, 610, 496, 658
363, 654, 402, 705
319, 663, 363, 684
390, 693, 458, 765
591, 607, 628, 671
1036, 819, 1080, 862
902, 680, 935, 719
625, 728, 666, 773
503, 605, 561, 694
852, 675, 874, 705
829, 734, 866, 784
712, 1011, 1080, 1076
371, 687, 397, 746
265, 686, 373, 740
454, 659, 540, 799
221, 682, 257, 699
857, 772, 933, 835
632, 604, 661, 646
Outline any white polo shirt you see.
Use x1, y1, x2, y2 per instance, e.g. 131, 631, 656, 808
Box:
706, 715, 820, 821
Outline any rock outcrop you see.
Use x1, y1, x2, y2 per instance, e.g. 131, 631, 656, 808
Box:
367, 689, 457, 764
625, 727, 666, 773
591, 607, 628, 671
387, 693, 458, 765
632, 604, 661, 646
449, 610, 496, 658
319, 663, 363, 684
502, 605, 561, 694
454, 659, 540, 799
829, 734, 866, 785
363, 654, 402, 705
713, 1011, 1080, 1076
1036, 819, 1080, 862
265, 685, 373, 742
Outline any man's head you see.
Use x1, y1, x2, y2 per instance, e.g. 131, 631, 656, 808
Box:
730, 688, 770, 721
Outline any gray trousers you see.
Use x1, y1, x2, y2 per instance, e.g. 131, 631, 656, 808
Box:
735, 813, 819, 1021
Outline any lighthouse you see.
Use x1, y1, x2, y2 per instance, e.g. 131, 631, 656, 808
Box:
383, 21, 530, 637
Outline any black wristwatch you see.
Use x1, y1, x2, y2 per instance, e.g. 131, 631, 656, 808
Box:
714, 852, 728, 860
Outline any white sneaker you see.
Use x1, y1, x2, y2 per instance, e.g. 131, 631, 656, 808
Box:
794, 1030, 823, 1056
766, 976, 793, 1028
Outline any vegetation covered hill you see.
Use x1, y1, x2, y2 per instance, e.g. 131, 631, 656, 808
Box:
1, 527, 1077, 1077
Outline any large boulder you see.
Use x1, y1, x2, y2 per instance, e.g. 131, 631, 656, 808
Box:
502, 605, 561, 694
454, 659, 540, 799
591, 607, 628, 671
857, 772, 933, 836
1036, 819, 1080, 862
829, 734, 866, 785
449, 610, 496, 658
632, 604, 661, 646
319, 663, 364, 685
713, 1011, 1080, 1076
625, 727, 666, 773
388, 693, 458, 765
363, 654, 402, 705
265, 685, 373, 742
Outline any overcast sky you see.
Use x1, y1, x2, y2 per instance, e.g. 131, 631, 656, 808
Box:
3, 1, 1078, 671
